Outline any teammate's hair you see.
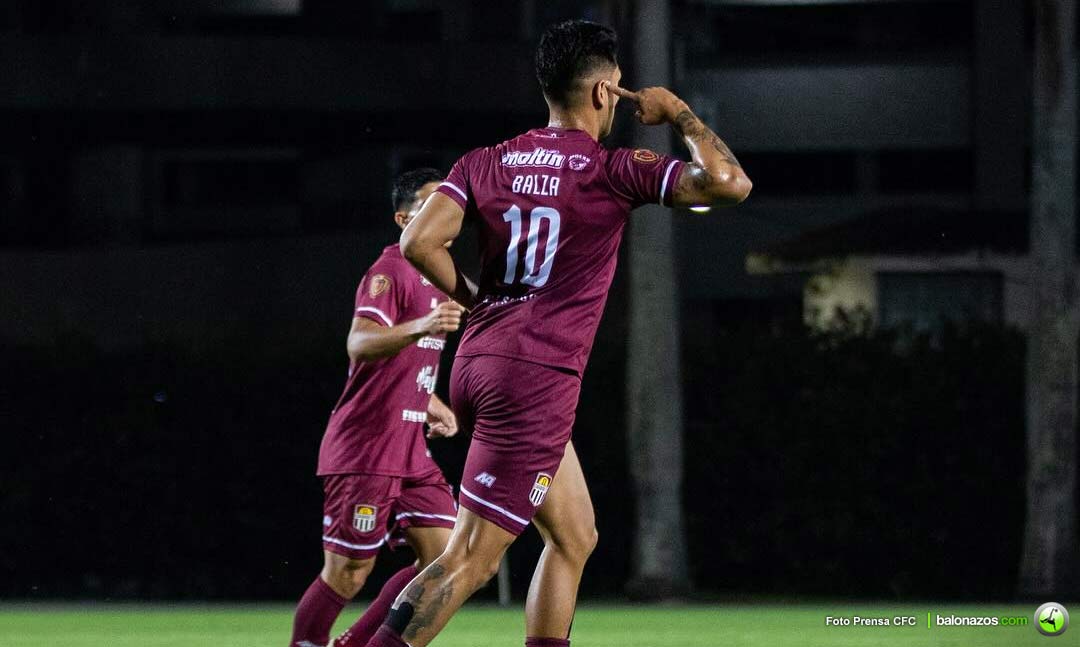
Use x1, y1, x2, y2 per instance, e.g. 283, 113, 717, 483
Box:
391, 167, 444, 212
535, 19, 618, 106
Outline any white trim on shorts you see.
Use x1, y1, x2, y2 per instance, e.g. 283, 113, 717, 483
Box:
395, 511, 457, 523
322, 535, 386, 551
459, 487, 529, 527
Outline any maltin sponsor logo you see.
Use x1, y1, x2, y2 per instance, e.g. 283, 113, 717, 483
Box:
501, 147, 565, 169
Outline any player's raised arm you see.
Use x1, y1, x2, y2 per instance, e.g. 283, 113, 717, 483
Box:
608, 83, 751, 208
399, 192, 478, 309
346, 301, 463, 363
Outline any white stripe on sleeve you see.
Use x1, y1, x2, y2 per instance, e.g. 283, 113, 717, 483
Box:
441, 181, 468, 202
355, 306, 393, 326
659, 160, 679, 205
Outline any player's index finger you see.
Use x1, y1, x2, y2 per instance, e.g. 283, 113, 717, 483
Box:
607, 84, 639, 100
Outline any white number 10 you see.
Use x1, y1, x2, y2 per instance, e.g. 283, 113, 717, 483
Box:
502, 205, 561, 288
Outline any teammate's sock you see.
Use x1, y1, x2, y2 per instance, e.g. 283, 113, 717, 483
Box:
364, 624, 410, 647
334, 565, 418, 647
525, 638, 570, 647
291, 576, 349, 647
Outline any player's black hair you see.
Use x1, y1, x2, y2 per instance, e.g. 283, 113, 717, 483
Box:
391, 167, 444, 212
535, 19, 618, 106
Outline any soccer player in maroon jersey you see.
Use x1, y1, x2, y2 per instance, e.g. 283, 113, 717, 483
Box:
290, 169, 467, 647
364, 20, 751, 647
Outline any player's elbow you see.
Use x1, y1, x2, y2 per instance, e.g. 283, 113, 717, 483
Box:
400, 227, 438, 267
399, 228, 423, 264
726, 170, 753, 203
347, 333, 383, 363
346, 337, 369, 364
705, 165, 752, 206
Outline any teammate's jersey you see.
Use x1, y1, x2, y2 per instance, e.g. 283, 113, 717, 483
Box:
436, 127, 686, 375
318, 244, 448, 477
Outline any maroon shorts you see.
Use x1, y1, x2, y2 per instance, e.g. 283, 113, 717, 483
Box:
321, 470, 457, 559
451, 354, 582, 535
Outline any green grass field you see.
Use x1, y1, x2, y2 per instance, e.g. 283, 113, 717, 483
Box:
0, 602, 1067, 647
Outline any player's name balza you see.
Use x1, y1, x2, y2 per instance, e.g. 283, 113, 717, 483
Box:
512, 173, 560, 197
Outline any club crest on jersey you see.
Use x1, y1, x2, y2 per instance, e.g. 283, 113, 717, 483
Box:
353, 504, 377, 532
568, 154, 591, 171
632, 149, 660, 164
369, 274, 391, 298
529, 473, 552, 507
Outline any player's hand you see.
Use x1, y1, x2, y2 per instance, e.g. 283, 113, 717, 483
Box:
606, 83, 688, 126
421, 300, 464, 336
426, 400, 458, 439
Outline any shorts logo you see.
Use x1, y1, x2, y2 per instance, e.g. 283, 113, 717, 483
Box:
474, 472, 497, 488
369, 274, 391, 298
353, 504, 377, 532
568, 154, 591, 171
632, 149, 660, 164
529, 473, 552, 507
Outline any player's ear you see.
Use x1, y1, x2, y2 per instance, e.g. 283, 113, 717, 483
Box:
592, 80, 606, 110
393, 211, 409, 229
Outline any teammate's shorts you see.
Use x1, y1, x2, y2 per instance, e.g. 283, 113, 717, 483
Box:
450, 354, 582, 535
321, 470, 457, 559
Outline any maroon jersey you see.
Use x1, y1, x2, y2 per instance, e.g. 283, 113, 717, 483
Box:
317, 244, 448, 477
436, 127, 685, 374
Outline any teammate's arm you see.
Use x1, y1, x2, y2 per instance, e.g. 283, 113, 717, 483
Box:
399, 193, 479, 309
607, 83, 752, 207
346, 301, 463, 363
425, 394, 458, 439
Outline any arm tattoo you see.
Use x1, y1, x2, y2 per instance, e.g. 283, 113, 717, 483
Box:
682, 165, 714, 193
672, 110, 741, 167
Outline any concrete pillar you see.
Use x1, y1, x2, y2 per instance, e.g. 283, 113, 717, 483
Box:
625, 0, 690, 598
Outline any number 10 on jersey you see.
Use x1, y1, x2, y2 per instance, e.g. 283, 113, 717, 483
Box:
502, 205, 561, 288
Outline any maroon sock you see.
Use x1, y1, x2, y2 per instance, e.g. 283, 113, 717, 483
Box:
364, 625, 410, 647
525, 638, 570, 647
290, 576, 349, 647
334, 565, 418, 647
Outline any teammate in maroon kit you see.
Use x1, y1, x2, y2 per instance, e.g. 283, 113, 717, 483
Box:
365, 20, 751, 647
290, 169, 466, 647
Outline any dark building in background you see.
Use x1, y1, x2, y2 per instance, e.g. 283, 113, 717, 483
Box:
0, 0, 1029, 345
0, 0, 1037, 601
